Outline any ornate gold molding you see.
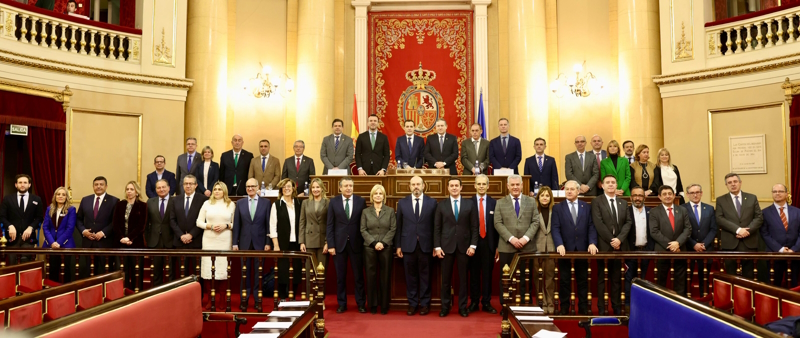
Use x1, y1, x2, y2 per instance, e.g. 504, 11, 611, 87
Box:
153, 28, 173, 65
674, 22, 693, 61
0, 78, 72, 112
654, 52, 800, 85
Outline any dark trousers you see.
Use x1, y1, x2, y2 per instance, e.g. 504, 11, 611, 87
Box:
48, 253, 76, 283
441, 250, 469, 311
402, 242, 432, 308
724, 242, 756, 279
333, 241, 365, 308
278, 241, 302, 299
239, 243, 259, 305
364, 246, 392, 311
122, 256, 144, 291
596, 258, 622, 313
624, 258, 650, 305
690, 259, 713, 296
657, 258, 687, 296
7, 239, 34, 264
151, 255, 179, 287
498, 252, 530, 306
558, 259, 589, 313
469, 239, 494, 306
772, 259, 800, 288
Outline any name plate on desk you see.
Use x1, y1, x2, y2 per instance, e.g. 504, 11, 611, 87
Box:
326, 169, 349, 176
493, 169, 514, 176
261, 190, 279, 197
389, 168, 449, 175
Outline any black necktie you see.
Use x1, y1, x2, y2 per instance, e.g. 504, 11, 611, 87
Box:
415, 198, 420, 218
19, 194, 24, 211
610, 199, 619, 234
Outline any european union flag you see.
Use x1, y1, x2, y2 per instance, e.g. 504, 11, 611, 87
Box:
477, 89, 487, 139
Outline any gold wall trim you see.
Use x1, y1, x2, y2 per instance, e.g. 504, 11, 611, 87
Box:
151, 0, 178, 68
654, 52, 800, 85
707, 102, 789, 202
0, 79, 72, 112
670, 0, 694, 62
67, 109, 143, 201
0, 49, 193, 89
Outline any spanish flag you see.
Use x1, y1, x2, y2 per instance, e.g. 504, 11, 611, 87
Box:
352, 94, 360, 137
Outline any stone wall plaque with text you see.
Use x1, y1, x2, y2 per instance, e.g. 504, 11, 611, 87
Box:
729, 135, 767, 174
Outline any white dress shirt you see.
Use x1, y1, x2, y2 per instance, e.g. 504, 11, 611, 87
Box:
633, 206, 647, 246
156, 170, 164, 180
689, 202, 702, 223
203, 162, 211, 189
405, 134, 414, 148
435, 196, 476, 251
412, 193, 424, 212
775, 202, 790, 224
341, 195, 354, 219
92, 193, 107, 210
605, 194, 619, 235
17, 191, 29, 212
269, 197, 297, 242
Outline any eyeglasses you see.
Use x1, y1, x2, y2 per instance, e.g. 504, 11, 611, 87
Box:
246, 185, 258, 188
772, 191, 787, 194
687, 191, 702, 195
575, 141, 586, 144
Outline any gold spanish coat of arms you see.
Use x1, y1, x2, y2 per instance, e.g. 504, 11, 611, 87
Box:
397, 63, 444, 135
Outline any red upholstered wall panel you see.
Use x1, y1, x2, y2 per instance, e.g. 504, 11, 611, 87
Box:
8, 300, 42, 330
104, 278, 124, 301
713, 280, 733, 311
44, 292, 76, 321
18, 268, 43, 292
0, 273, 15, 299
77, 284, 103, 310
753, 292, 779, 325
732, 286, 755, 320
781, 301, 800, 317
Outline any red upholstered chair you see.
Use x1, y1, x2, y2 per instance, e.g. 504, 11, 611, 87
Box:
44, 292, 76, 322
753, 292, 780, 325
0, 273, 15, 299
713, 279, 733, 312
77, 285, 104, 310
17, 267, 44, 293
0, 309, 5, 328
732, 285, 755, 321
8, 300, 42, 330
350, 161, 358, 175
781, 300, 800, 317
104, 277, 131, 302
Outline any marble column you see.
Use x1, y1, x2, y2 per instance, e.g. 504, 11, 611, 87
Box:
296, 0, 335, 157
185, 0, 228, 155
473, 0, 491, 126
618, 0, 663, 151
507, 0, 548, 160
352, 0, 370, 133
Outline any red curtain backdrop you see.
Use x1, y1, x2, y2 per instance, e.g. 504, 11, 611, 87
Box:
368, 11, 474, 174
119, 0, 136, 28
28, 0, 88, 15
792, 96, 800, 207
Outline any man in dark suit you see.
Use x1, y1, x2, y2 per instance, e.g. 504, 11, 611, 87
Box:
589, 135, 608, 181
715, 173, 763, 279
489, 118, 522, 174
624, 187, 653, 309
320, 119, 355, 175
395, 175, 436, 316
233, 178, 272, 311
564, 136, 600, 196
682, 184, 717, 295
282, 140, 316, 196
461, 123, 490, 175
524, 137, 559, 193
552, 180, 598, 315
395, 119, 425, 169
423, 119, 459, 175
468, 175, 498, 314
0, 174, 43, 264
176, 137, 201, 195
219, 134, 254, 196
434, 177, 478, 317
146, 179, 178, 287
76, 176, 120, 277
355, 114, 390, 176
326, 177, 367, 313
761, 183, 800, 287
591, 175, 632, 315
622, 140, 636, 165
146, 155, 177, 198
170, 175, 209, 277
650, 185, 692, 296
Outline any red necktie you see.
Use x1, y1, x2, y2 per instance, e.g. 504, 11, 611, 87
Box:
668, 207, 675, 231
296, 157, 300, 172
479, 197, 486, 238
781, 207, 789, 231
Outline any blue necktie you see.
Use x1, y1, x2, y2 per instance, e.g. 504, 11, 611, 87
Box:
335, 136, 340, 150
580, 153, 584, 168
503, 137, 508, 153
538, 156, 543, 172
261, 156, 266, 172
694, 204, 700, 224
187, 155, 192, 170
415, 198, 420, 218
453, 200, 459, 221
159, 198, 165, 219
514, 198, 520, 218
184, 196, 190, 217
735, 196, 742, 217
407, 137, 412, 155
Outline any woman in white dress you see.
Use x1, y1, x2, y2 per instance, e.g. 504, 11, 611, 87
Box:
196, 181, 236, 308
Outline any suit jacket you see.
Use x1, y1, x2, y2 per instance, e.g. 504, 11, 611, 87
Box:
176, 152, 202, 195
423, 133, 459, 175
489, 135, 522, 174
169, 193, 209, 249
564, 152, 600, 196
355, 131, 390, 175
282, 156, 316, 190
493, 194, 539, 253
395, 135, 425, 168
194, 161, 220, 195
551, 199, 597, 251
395, 194, 437, 253
682, 202, 717, 250
112, 200, 147, 248
145, 170, 177, 198
326, 194, 367, 253
146, 196, 175, 248
248, 155, 281, 188
534, 208, 555, 253
320, 134, 355, 174
651, 165, 685, 196
233, 196, 271, 250
76, 194, 120, 248
219, 149, 254, 195
42, 206, 76, 248
715, 192, 763, 250
591, 195, 633, 252
761, 204, 800, 252
0, 193, 44, 245
649, 204, 692, 251
299, 198, 330, 248
627, 206, 655, 251
360, 206, 397, 247
460, 138, 490, 175
600, 157, 631, 196
472, 195, 498, 253
434, 197, 479, 254
524, 154, 559, 190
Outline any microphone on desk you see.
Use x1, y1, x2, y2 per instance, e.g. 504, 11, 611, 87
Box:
233, 178, 243, 196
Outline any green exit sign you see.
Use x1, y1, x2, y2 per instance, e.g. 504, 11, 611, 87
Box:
10, 125, 28, 136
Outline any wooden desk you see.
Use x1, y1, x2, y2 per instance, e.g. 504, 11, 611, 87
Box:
507, 308, 562, 338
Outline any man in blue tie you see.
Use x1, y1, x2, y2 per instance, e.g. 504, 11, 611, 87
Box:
395, 176, 437, 315
321, 119, 355, 174
146, 179, 178, 287
715, 173, 763, 279
523, 137, 559, 192
682, 184, 716, 295
489, 118, 522, 174
622, 140, 636, 164
494, 175, 539, 306
248, 139, 281, 189
395, 119, 425, 169
233, 178, 272, 311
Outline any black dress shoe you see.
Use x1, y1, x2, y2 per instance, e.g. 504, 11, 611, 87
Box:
579, 309, 593, 316
612, 307, 622, 315
558, 307, 570, 315
370, 307, 378, 314
336, 306, 347, 313
381, 308, 389, 315
407, 306, 417, 316
459, 309, 469, 317
239, 304, 248, 312
482, 304, 498, 314
439, 308, 449, 317
419, 306, 430, 316
467, 303, 479, 313
358, 306, 367, 313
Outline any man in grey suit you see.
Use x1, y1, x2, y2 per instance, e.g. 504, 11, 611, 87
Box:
320, 119, 354, 175
282, 140, 316, 196
146, 179, 178, 287
715, 173, 763, 279
494, 174, 539, 306
564, 135, 600, 196
591, 175, 632, 315
460, 123, 490, 175
590, 135, 607, 189
176, 137, 201, 195
650, 185, 692, 296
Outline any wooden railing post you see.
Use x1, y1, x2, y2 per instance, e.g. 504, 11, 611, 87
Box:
501, 264, 511, 338
314, 262, 326, 338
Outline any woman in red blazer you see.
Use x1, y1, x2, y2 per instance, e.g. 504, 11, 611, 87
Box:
113, 181, 148, 290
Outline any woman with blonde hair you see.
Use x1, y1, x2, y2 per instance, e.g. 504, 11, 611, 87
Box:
533, 186, 556, 314
197, 181, 236, 309
194, 146, 220, 198
42, 186, 77, 282
651, 147, 685, 204
270, 178, 303, 301
113, 181, 148, 290
360, 184, 396, 314
299, 177, 330, 271
599, 140, 631, 196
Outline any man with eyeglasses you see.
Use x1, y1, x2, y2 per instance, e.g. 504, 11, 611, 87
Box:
233, 178, 272, 311
146, 155, 177, 198
761, 184, 800, 287
564, 135, 600, 196
624, 186, 652, 311
715, 173, 763, 279
681, 184, 717, 295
